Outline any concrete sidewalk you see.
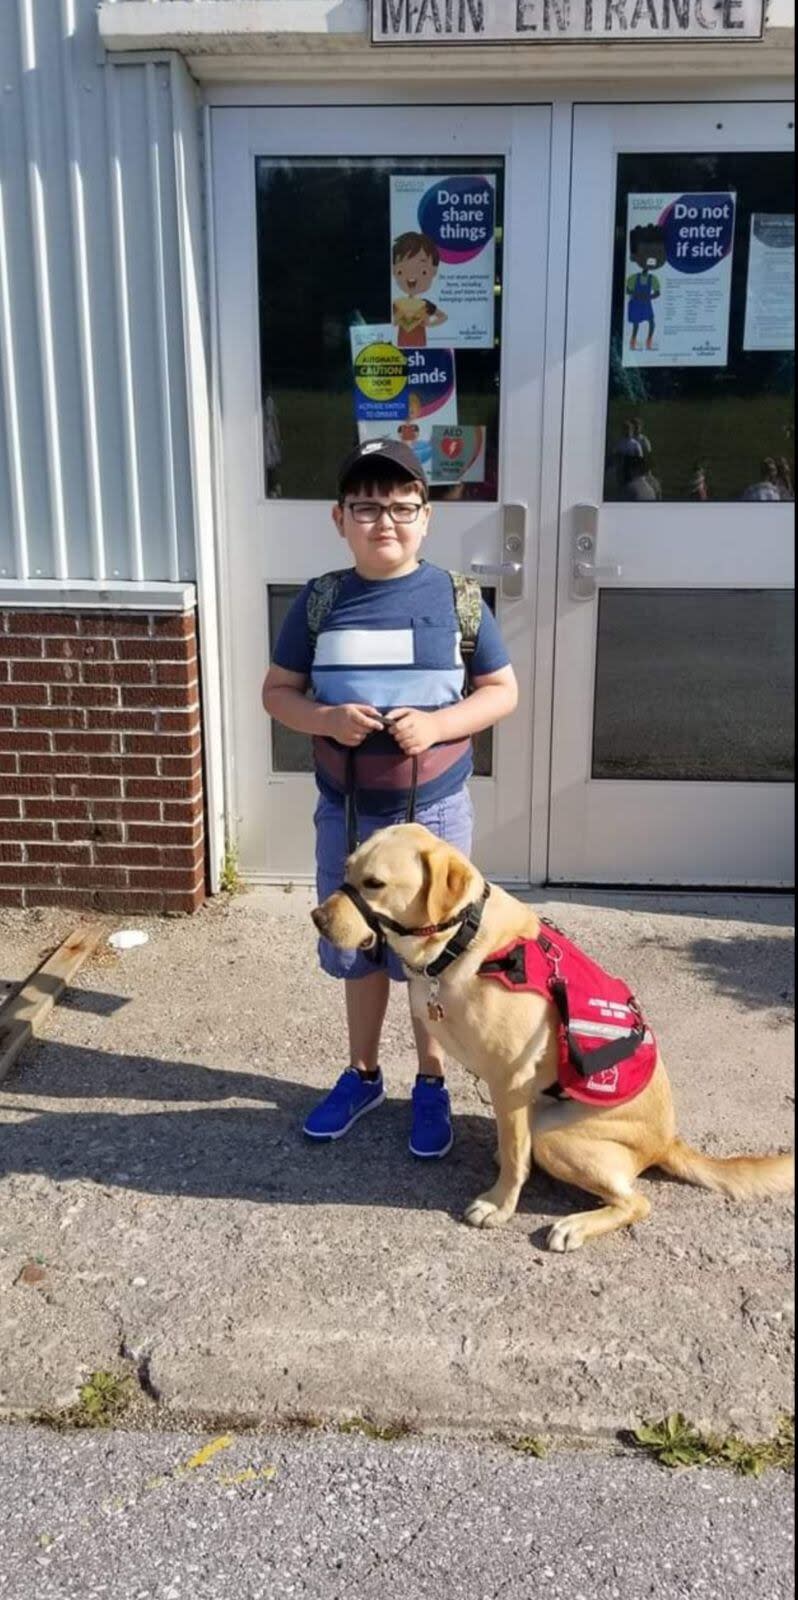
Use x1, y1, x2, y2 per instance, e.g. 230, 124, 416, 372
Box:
0, 887, 793, 1440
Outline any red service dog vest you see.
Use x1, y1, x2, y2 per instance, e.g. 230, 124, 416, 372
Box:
479, 923, 657, 1107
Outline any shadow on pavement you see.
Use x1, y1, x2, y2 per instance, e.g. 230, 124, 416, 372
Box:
679, 933, 794, 1013
0, 1041, 587, 1224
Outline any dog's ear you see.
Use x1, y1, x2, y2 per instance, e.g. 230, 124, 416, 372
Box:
423, 845, 472, 926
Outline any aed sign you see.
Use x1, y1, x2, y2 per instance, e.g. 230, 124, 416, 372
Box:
372, 0, 765, 43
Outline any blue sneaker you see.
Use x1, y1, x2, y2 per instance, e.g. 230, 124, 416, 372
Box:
303, 1068, 385, 1141
409, 1077, 453, 1159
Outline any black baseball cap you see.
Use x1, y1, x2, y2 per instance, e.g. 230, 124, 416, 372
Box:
337, 438, 429, 496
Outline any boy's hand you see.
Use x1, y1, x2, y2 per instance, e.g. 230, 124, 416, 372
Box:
385, 708, 440, 756
324, 704, 384, 747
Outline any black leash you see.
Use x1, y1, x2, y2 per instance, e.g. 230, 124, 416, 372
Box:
345, 739, 418, 855
339, 725, 487, 972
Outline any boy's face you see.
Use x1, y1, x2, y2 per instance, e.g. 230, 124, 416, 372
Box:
393, 250, 437, 296
332, 477, 430, 580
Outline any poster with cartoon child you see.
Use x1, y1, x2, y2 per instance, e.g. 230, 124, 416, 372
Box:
390, 175, 496, 349
623, 192, 736, 368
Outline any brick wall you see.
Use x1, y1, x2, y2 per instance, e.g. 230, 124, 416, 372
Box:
0, 608, 206, 913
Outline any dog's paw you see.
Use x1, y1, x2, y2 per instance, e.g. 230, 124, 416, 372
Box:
464, 1193, 511, 1229
547, 1214, 589, 1253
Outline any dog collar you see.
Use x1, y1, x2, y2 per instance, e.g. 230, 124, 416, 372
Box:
406, 882, 491, 979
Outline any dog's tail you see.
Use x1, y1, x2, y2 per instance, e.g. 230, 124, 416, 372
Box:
658, 1138, 794, 1199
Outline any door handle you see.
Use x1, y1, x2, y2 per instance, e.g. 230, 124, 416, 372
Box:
471, 560, 522, 577
571, 503, 623, 600
573, 560, 622, 581
471, 502, 526, 600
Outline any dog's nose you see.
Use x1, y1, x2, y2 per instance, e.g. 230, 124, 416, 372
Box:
311, 906, 327, 933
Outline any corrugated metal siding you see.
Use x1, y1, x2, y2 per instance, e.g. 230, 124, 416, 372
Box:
0, 0, 197, 582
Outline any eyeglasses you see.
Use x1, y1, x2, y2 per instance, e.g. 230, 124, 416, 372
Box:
344, 500, 426, 526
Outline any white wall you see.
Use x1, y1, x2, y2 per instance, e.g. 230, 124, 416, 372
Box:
109, 0, 795, 16
0, 0, 198, 583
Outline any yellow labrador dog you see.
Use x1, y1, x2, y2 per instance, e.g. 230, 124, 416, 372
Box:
312, 823, 793, 1251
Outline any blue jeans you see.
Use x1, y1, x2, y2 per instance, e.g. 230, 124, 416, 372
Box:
314, 787, 474, 982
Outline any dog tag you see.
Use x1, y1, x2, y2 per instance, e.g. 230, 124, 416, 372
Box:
427, 980, 445, 1022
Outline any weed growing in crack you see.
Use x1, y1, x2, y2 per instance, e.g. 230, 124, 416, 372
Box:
36, 1371, 134, 1431
510, 1436, 549, 1459
629, 1413, 794, 1476
219, 841, 246, 896
337, 1417, 413, 1442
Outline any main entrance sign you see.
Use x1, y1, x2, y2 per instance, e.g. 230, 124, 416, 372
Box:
373, 0, 765, 44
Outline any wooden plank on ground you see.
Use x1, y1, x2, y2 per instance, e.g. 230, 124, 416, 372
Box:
0, 924, 109, 1083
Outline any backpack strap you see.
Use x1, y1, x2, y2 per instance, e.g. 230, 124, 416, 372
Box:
448, 572, 482, 675
306, 570, 348, 642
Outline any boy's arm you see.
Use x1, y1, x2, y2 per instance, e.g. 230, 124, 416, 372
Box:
430, 665, 518, 740
263, 664, 323, 735
387, 665, 518, 756
263, 664, 383, 745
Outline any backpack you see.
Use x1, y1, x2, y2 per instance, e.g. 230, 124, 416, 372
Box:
306, 568, 483, 685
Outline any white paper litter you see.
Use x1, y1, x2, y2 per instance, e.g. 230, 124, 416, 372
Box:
108, 929, 149, 952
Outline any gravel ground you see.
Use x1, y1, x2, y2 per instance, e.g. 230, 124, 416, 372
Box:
0, 889, 793, 1437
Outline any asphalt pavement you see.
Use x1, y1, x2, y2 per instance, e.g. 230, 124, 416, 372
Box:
0, 1424, 794, 1600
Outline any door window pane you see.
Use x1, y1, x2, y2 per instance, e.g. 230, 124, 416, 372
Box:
256, 158, 504, 502
593, 589, 795, 782
605, 153, 794, 504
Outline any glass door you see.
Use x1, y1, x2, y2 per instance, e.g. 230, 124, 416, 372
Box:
212, 107, 552, 881
551, 102, 795, 886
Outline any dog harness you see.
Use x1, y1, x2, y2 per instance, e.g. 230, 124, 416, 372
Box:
479, 922, 657, 1107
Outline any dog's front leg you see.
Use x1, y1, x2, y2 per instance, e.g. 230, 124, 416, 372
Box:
464, 1085, 532, 1229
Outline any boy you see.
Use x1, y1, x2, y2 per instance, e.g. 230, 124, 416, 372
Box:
262, 439, 517, 1158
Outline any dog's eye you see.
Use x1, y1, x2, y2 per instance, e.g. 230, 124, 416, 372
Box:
362, 877, 386, 891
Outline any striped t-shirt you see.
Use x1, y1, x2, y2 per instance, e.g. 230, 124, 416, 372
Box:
272, 561, 510, 815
